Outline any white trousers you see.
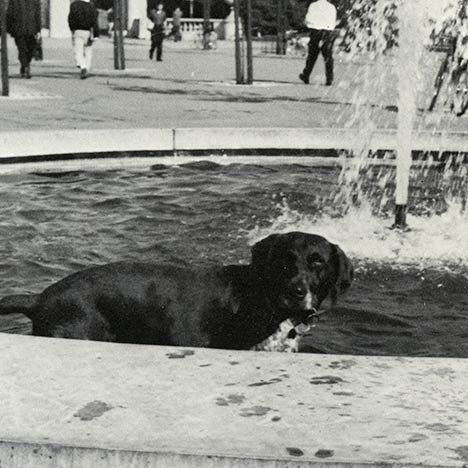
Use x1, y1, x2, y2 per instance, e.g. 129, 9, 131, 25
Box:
72, 30, 93, 70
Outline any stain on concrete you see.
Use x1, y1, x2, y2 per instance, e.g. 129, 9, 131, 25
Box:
216, 394, 246, 406
199, 363, 212, 367
73, 401, 113, 421
239, 406, 272, 417
373, 362, 392, 370
286, 447, 304, 456
271, 416, 281, 422
248, 377, 282, 387
452, 446, 468, 461
408, 433, 428, 443
425, 367, 456, 378
329, 359, 357, 370
424, 423, 453, 432
315, 449, 334, 458
333, 391, 354, 396
166, 349, 195, 359
229, 361, 240, 365
310, 376, 344, 385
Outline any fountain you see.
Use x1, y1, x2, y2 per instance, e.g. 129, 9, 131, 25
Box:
393, 0, 425, 228
0, 1, 468, 467
332, 0, 467, 228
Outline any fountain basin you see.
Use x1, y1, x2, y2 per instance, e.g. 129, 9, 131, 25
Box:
1, 127, 468, 174
0, 126, 467, 467
0, 333, 467, 468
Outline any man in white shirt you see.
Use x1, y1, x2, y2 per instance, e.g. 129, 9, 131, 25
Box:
299, 0, 337, 85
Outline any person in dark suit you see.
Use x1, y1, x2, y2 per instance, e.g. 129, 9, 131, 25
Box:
6, 0, 41, 79
149, 4, 166, 61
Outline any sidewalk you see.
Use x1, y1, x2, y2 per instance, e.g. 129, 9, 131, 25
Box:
0, 38, 466, 131
0, 37, 466, 133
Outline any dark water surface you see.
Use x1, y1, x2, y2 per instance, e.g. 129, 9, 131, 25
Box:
0, 162, 467, 357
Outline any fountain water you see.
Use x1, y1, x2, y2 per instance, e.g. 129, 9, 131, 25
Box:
394, 0, 425, 228
332, 0, 466, 226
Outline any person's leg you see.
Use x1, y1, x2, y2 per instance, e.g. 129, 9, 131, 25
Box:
84, 33, 93, 73
74, 30, 90, 78
73, 30, 86, 69
25, 35, 36, 63
156, 33, 163, 61
321, 30, 335, 85
14, 36, 28, 76
149, 33, 157, 59
23, 35, 37, 78
300, 29, 321, 83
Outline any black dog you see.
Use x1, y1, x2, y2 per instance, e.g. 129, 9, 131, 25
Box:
0, 232, 353, 350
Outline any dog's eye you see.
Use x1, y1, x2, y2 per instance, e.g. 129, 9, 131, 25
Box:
280, 251, 298, 274
307, 253, 325, 266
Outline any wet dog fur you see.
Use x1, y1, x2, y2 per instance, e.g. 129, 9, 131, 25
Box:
0, 232, 353, 350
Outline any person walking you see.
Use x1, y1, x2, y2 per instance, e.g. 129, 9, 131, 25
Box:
68, 0, 100, 80
6, 0, 41, 79
171, 7, 182, 42
299, 0, 337, 86
149, 4, 166, 62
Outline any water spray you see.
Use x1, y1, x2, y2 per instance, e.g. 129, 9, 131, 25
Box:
393, 0, 425, 229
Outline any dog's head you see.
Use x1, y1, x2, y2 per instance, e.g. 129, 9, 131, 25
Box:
251, 231, 353, 325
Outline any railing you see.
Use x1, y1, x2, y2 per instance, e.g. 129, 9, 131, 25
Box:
165, 18, 225, 41
99, 13, 230, 41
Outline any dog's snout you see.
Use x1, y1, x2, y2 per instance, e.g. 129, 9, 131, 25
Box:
290, 282, 307, 299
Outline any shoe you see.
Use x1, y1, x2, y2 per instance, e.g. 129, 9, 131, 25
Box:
80, 67, 88, 79
157, 58, 163, 62
325, 81, 333, 86
25, 66, 31, 79
299, 73, 309, 84
149, 51, 153, 59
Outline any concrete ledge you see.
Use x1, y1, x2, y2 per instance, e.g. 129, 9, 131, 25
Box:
0, 128, 175, 158
2, 127, 468, 158
0, 127, 468, 174
0, 333, 467, 468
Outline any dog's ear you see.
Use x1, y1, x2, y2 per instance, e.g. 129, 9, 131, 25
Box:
329, 243, 354, 304
250, 234, 281, 274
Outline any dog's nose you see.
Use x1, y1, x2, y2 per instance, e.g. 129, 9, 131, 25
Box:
290, 283, 307, 299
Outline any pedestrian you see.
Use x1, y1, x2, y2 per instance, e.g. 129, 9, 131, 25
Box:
6, 0, 42, 79
171, 7, 182, 42
68, 0, 100, 80
299, 0, 337, 86
107, 8, 114, 37
149, 4, 166, 62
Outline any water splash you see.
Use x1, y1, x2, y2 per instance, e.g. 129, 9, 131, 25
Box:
324, 0, 467, 238
247, 198, 468, 271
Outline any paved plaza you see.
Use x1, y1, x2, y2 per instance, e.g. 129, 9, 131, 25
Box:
1, 37, 466, 133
